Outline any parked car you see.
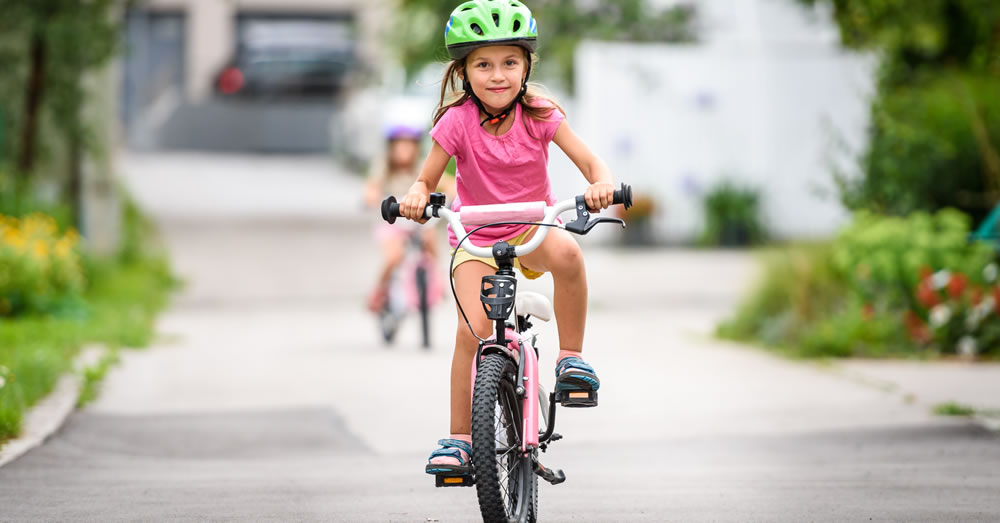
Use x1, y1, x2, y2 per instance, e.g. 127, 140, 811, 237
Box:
216, 17, 356, 98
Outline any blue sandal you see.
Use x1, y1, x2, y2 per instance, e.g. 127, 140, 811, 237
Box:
555, 356, 601, 392
425, 438, 473, 476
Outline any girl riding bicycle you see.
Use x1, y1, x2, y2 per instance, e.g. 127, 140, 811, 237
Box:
397, 0, 616, 477
365, 124, 453, 313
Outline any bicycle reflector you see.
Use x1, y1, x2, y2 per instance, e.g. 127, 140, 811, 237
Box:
481, 274, 517, 320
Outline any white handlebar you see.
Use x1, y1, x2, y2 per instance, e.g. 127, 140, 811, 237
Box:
434, 198, 578, 258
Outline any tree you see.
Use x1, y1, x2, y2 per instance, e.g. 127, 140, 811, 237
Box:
390, 0, 697, 89
799, 0, 1000, 221
0, 0, 121, 211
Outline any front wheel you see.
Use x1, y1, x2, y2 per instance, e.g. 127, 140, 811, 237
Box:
471, 353, 537, 523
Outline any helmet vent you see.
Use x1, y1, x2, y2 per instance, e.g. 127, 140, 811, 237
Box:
462, 6, 473, 10
492, 13, 500, 27
512, 20, 520, 32
470, 23, 483, 35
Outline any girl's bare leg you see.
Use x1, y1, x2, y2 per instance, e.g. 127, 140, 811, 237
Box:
449, 260, 495, 434
376, 236, 406, 287
519, 228, 587, 353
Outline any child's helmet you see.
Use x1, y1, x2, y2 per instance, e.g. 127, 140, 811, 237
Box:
445, 0, 538, 59
385, 124, 423, 142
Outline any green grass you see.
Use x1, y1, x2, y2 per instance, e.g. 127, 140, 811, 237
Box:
77, 348, 121, 408
933, 401, 978, 417
0, 254, 177, 441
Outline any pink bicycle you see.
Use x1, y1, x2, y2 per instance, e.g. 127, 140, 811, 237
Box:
382, 184, 633, 523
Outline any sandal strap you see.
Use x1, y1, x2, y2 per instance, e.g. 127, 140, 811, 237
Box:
428, 438, 472, 465
556, 356, 594, 377
428, 448, 468, 465
437, 438, 473, 454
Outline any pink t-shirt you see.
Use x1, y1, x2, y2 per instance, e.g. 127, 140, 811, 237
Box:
430, 98, 565, 249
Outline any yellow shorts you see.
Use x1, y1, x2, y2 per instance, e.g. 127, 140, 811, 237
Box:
451, 226, 545, 280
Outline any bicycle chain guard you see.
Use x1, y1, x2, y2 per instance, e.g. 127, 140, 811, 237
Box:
481, 274, 517, 321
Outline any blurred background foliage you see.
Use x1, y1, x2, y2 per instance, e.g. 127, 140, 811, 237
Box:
719, 210, 1000, 358
721, 0, 1000, 358
0, 1, 176, 442
0, 0, 121, 204
800, 0, 1000, 223
699, 180, 767, 247
391, 0, 697, 88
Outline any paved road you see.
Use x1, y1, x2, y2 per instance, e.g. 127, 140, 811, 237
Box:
1, 152, 997, 522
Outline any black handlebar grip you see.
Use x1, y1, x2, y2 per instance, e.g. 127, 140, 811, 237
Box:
381, 196, 401, 224
613, 183, 633, 211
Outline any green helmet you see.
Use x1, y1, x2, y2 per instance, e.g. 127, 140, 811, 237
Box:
445, 0, 538, 60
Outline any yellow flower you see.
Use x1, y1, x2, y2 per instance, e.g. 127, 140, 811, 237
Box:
55, 237, 74, 258
32, 239, 50, 260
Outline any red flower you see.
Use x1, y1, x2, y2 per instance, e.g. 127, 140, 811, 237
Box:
903, 310, 932, 344
970, 287, 984, 306
947, 273, 968, 299
916, 282, 939, 308
918, 266, 933, 281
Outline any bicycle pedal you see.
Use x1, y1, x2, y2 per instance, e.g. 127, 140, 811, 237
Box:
435, 474, 475, 488
554, 389, 598, 408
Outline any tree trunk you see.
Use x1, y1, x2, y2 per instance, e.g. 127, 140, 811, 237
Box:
17, 28, 46, 180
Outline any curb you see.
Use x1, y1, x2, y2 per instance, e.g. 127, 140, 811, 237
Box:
0, 346, 106, 469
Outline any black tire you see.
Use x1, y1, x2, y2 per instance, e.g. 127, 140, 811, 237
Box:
416, 265, 430, 349
471, 353, 537, 523
378, 305, 398, 345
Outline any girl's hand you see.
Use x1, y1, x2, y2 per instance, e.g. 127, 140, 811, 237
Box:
400, 189, 430, 223
585, 182, 616, 211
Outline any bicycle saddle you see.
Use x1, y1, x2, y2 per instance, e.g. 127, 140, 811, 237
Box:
515, 291, 552, 322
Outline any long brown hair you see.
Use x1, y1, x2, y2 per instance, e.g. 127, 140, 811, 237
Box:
432, 49, 565, 139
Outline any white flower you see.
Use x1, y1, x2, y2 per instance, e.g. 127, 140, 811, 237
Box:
931, 270, 952, 290
965, 296, 996, 330
978, 296, 996, 316
984, 264, 998, 283
957, 336, 978, 358
966, 310, 981, 331
930, 304, 952, 328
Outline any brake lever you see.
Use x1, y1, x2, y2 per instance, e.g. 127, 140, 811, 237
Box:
564, 195, 627, 235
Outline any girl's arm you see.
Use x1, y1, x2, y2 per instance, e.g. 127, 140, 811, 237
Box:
363, 173, 385, 209
552, 121, 616, 211
400, 140, 451, 223
363, 156, 387, 208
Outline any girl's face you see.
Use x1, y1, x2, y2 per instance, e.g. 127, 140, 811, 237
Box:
463, 45, 528, 115
388, 138, 419, 169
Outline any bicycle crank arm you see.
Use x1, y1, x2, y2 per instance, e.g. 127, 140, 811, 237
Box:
534, 459, 566, 485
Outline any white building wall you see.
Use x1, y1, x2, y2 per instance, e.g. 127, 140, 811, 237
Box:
564, 0, 875, 241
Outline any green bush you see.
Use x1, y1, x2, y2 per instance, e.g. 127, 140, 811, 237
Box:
719, 209, 999, 358
700, 180, 767, 247
832, 209, 995, 308
0, 213, 86, 317
839, 73, 1000, 224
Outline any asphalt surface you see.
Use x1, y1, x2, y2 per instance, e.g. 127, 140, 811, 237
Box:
2, 414, 997, 521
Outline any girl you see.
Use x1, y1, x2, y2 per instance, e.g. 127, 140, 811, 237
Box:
397, 0, 616, 476
364, 124, 452, 313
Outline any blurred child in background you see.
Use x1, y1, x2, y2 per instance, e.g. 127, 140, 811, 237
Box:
365, 124, 453, 312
